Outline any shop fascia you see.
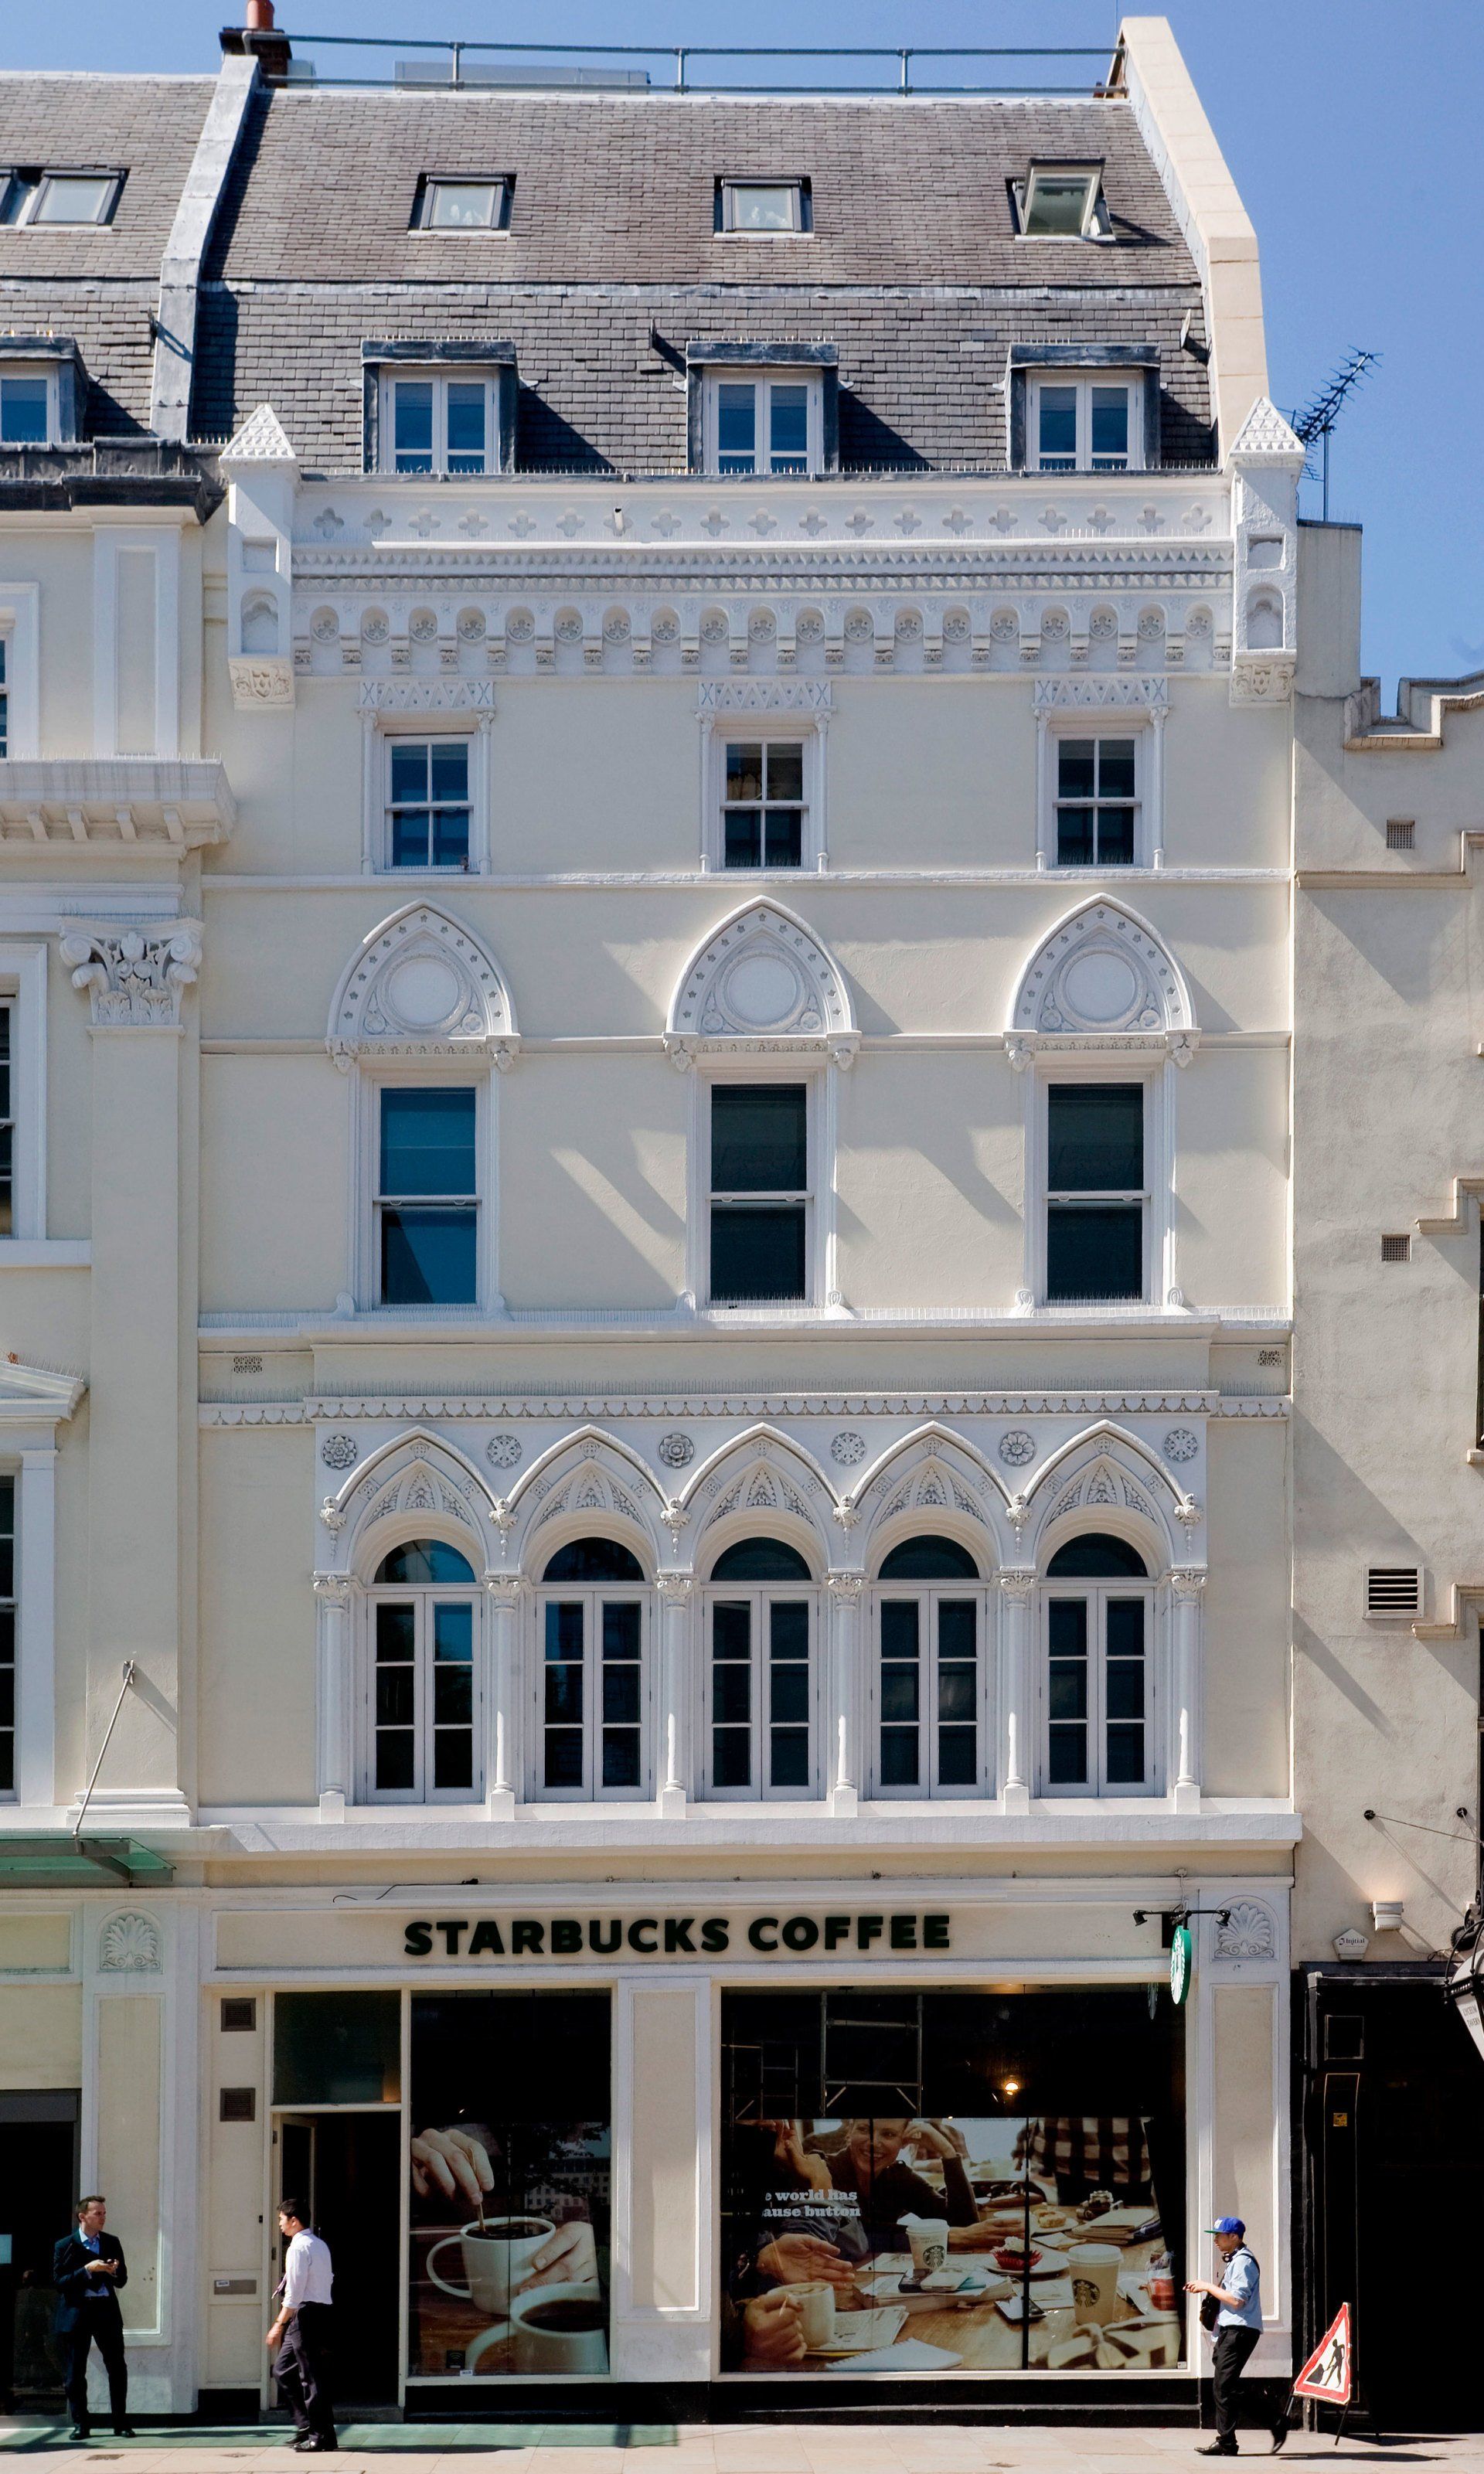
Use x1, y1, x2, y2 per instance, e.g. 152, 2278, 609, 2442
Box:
403, 1909, 953, 1960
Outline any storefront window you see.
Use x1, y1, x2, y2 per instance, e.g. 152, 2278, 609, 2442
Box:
719, 1986, 1184, 2375
274, 1991, 401, 2105
409, 1991, 611, 2380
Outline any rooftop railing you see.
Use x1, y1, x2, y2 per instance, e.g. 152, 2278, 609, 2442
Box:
275, 36, 1115, 97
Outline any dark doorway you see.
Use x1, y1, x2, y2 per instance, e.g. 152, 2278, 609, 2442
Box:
1302, 1971, 1484, 2429
0, 2091, 78, 2410
274, 2113, 400, 2406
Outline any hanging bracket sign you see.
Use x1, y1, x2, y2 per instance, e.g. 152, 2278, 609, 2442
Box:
1169, 1923, 1193, 2005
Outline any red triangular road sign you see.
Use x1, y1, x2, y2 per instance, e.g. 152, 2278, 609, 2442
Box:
1294, 2303, 1352, 2404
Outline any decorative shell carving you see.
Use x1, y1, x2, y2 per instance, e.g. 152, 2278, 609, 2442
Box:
99, 1911, 162, 1973
1215, 1901, 1275, 1961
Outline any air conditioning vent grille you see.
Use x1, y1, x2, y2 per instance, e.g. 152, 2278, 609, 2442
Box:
1367, 1566, 1421, 1616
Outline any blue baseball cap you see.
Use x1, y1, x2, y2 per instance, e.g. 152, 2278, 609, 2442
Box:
1207, 2217, 1246, 2237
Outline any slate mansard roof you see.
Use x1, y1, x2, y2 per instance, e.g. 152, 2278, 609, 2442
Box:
0, 70, 1216, 471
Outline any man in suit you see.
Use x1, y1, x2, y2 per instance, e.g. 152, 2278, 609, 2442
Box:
52, 2195, 133, 2442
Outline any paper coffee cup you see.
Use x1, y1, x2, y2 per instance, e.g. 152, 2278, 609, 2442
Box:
904, 2217, 949, 2276
1067, 2241, 1121, 2326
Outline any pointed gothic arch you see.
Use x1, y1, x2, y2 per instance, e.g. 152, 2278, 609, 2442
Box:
1022, 1422, 1199, 1570
665, 899, 856, 1065
505, 1428, 668, 1575
679, 1423, 835, 1574
327, 902, 519, 1072
1006, 898, 1197, 1068
322, 1427, 499, 1578
846, 1424, 1012, 1568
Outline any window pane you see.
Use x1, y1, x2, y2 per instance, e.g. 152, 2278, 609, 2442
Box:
1024, 175, 1092, 237
391, 810, 431, 868
0, 379, 47, 444
427, 181, 502, 228
938, 1600, 976, 1662
730, 184, 798, 230
763, 810, 802, 868
544, 1729, 584, 1788
1106, 1598, 1145, 1662
937, 1666, 975, 1724
769, 1728, 809, 1788
1105, 1722, 1145, 1784
1047, 1724, 1087, 1785
711, 1084, 807, 1191
545, 1665, 583, 1724
1057, 740, 1095, 800
713, 1728, 751, 1788
546, 1601, 583, 1658
428, 741, 469, 803
381, 1087, 475, 1196
1098, 740, 1136, 798
375, 1664, 415, 1727
938, 1727, 975, 1786
602, 1601, 641, 1661
727, 743, 764, 801
393, 380, 434, 471
880, 1727, 918, 1786
377, 1538, 475, 1585
1046, 1203, 1143, 1303
602, 1666, 640, 1725
880, 1601, 919, 1663
390, 741, 430, 804
1096, 806, 1135, 866
446, 383, 486, 473
1057, 807, 1094, 867
376, 1729, 415, 1790
770, 1601, 808, 1662
764, 744, 804, 801
712, 1601, 751, 1662
434, 1728, 473, 1791
380, 1206, 478, 1305
717, 383, 756, 471
1091, 388, 1130, 467
768, 386, 808, 471
880, 1667, 919, 1723
771, 1666, 809, 1726
1037, 385, 1077, 465
35, 175, 112, 223
431, 807, 470, 868
274, 1991, 401, 2106
724, 808, 763, 869
710, 1205, 805, 1302
1047, 1084, 1143, 1191
602, 1727, 641, 1788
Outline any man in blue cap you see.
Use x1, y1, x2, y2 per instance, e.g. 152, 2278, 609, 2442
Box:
1186, 2216, 1280, 2455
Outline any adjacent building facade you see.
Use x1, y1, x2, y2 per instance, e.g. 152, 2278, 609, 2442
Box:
0, 8, 1411, 2425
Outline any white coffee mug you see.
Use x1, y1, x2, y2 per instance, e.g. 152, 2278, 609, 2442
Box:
509, 2279, 609, 2376
1067, 2241, 1121, 2326
903, 2216, 949, 2277
427, 2215, 555, 2318
790, 2280, 836, 2350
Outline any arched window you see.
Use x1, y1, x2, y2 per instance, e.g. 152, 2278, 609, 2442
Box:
873, 1534, 985, 1798
365, 1536, 480, 1802
703, 1536, 817, 1799
535, 1535, 648, 1799
1042, 1530, 1152, 1795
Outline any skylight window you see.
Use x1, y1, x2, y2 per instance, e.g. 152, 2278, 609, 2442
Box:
1016, 164, 1111, 240
414, 176, 512, 232
717, 179, 809, 235
0, 170, 123, 228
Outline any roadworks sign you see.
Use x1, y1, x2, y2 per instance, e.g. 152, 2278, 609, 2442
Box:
1294, 2303, 1352, 2404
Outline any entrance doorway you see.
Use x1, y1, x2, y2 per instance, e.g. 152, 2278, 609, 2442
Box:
273, 2113, 400, 2407
0, 2091, 78, 2411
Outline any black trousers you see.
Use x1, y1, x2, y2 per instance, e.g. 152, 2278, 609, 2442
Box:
63, 2311, 128, 2431
277, 2302, 335, 2442
1212, 2323, 1261, 2441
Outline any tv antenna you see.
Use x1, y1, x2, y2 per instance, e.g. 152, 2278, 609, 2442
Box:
1292, 349, 1380, 521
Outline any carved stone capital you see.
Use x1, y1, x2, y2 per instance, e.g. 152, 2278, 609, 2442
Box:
997, 1567, 1037, 1602
312, 1571, 352, 1608
1169, 1567, 1207, 1601
656, 1571, 694, 1603
825, 1572, 865, 1602
60, 921, 202, 1029
484, 1574, 528, 1608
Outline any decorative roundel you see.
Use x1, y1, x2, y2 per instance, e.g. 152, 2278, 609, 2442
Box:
486, 1433, 522, 1470
658, 1432, 694, 1469
831, 1431, 866, 1467
1163, 1428, 1200, 1465
998, 1430, 1036, 1467
320, 1433, 359, 1471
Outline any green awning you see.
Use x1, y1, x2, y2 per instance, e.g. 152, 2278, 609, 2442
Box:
0, 1836, 175, 1885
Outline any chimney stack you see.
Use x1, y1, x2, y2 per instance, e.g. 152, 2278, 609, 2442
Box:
220, 0, 291, 81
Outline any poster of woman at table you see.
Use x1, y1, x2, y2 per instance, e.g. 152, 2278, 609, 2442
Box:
407, 1990, 611, 2379
720, 1987, 1185, 2374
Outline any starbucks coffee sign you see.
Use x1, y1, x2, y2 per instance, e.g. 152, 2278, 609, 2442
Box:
403, 1910, 952, 1961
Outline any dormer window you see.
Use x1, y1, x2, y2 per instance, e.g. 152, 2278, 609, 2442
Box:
363, 341, 518, 476
0, 169, 123, 227
687, 344, 837, 478
1007, 345, 1157, 476
413, 175, 512, 232
717, 179, 809, 235
1014, 163, 1111, 240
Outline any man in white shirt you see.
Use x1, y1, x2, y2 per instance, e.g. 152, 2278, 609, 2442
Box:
267, 2198, 336, 2452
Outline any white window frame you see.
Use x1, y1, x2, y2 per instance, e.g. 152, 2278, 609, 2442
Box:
530, 1580, 651, 1802
377, 367, 503, 476
414, 175, 512, 233
383, 731, 475, 873
1045, 727, 1146, 870
1026, 372, 1142, 475
1037, 1573, 1159, 1797
364, 716, 491, 876
358, 1563, 485, 1804
0, 942, 46, 1244
699, 1579, 822, 1800
0, 584, 40, 760
0, 366, 60, 450
703, 723, 824, 873
355, 1067, 495, 1315
1023, 1058, 1177, 1313
0, 169, 124, 228
702, 369, 824, 477
1015, 165, 1111, 240
717, 179, 808, 235
693, 1063, 825, 1312
868, 1576, 992, 1800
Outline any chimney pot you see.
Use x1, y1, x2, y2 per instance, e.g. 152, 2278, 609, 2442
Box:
245, 0, 275, 27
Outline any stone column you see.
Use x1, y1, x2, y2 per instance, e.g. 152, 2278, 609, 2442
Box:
311, 1574, 352, 1818
997, 1568, 1036, 1813
656, 1574, 693, 1816
825, 1573, 863, 1817
1169, 1569, 1205, 1812
484, 1576, 525, 1819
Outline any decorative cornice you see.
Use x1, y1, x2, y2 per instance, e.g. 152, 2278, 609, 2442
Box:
358, 679, 495, 715
60, 921, 202, 1028
0, 1360, 87, 1424
0, 760, 235, 851
198, 1389, 1288, 1426
697, 679, 831, 715
1033, 676, 1169, 713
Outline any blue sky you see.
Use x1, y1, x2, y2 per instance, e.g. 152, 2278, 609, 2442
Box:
11, 0, 1479, 697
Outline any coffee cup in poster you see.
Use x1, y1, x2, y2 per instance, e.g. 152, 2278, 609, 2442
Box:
510, 2280, 609, 2375
790, 2280, 836, 2349
427, 2217, 555, 2317
902, 2216, 949, 2276
1067, 2241, 1121, 2326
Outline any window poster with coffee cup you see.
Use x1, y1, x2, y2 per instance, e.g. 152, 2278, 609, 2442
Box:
720, 1987, 1185, 2375
409, 1991, 611, 2378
